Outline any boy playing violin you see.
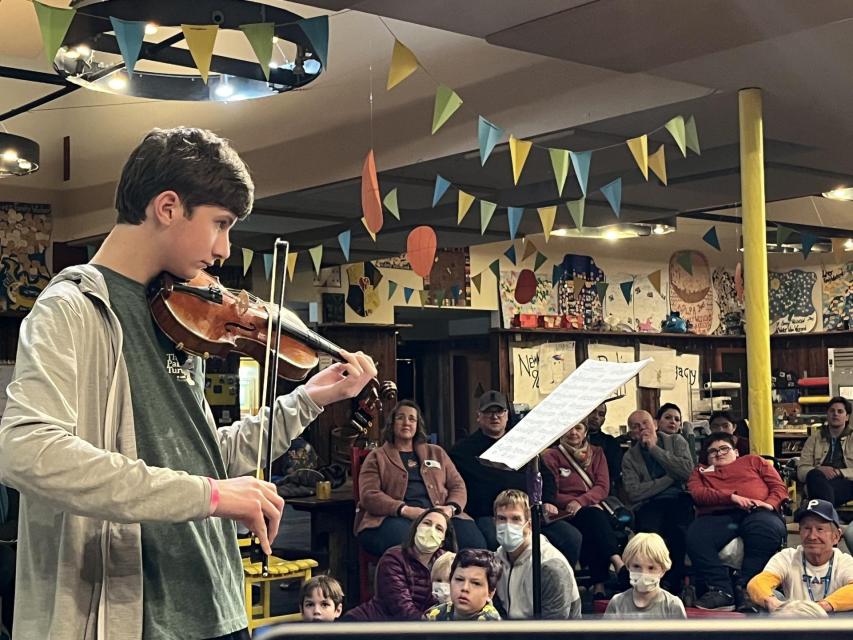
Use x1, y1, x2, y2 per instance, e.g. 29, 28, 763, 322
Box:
0, 127, 376, 640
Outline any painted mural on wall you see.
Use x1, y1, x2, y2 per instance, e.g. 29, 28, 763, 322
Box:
345, 262, 383, 317
0, 203, 52, 313
554, 253, 604, 328
822, 263, 852, 331
768, 268, 818, 333
499, 270, 558, 328
632, 274, 669, 332
669, 250, 714, 335
424, 248, 470, 307
712, 268, 745, 335
603, 272, 635, 330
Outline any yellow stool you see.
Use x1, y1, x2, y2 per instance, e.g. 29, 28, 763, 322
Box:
239, 540, 318, 634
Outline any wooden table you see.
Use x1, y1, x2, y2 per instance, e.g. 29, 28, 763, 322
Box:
287, 481, 358, 608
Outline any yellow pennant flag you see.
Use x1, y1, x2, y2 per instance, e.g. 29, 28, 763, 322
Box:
286, 252, 298, 281
626, 134, 648, 180
361, 216, 377, 241
648, 144, 668, 185
509, 135, 532, 185
665, 115, 687, 158
457, 190, 475, 223
537, 206, 557, 243
181, 24, 219, 83
648, 270, 662, 296
241, 247, 254, 275
309, 244, 323, 275
387, 39, 419, 90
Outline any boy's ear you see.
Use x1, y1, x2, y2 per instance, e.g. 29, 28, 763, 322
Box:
150, 191, 182, 226
334, 603, 343, 617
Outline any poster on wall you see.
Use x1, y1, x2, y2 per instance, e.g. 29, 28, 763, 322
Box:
345, 262, 383, 317
511, 346, 541, 407
538, 341, 577, 394
586, 344, 637, 436
822, 263, 852, 331
602, 273, 635, 331
768, 268, 819, 334
638, 344, 676, 389
373, 254, 412, 270
632, 273, 669, 332
499, 270, 558, 328
424, 248, 470, 307
669, 250, 716, 335
712, 268, 745, 335
659, 353, 701, 421
555, 254, 604, 328
0, 203, 52, 313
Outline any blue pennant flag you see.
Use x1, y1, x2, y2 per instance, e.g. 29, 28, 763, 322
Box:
299, 16, 329, 69
263, 253, 273, 281
478, 116, 503, 166
507, 206, 523, 240
600, 178, 622, 218
801, 231, 817, 259
504, 244, 517, 265
432, 174, 451, 207
337, 229, 351, 261
702, 226, 721, 251
569, 150, 591, 197
109, 17, 146, 74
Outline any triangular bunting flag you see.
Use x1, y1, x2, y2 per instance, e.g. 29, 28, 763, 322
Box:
472, 273, 482, 292
620, 280, 633, 304
361, 217, 377, 241
573, 277, 585, 297
534, 251, 547, 272
432, 85, 463, 135
507, 207, 523, 240
548, 148, 570, 196
286, 252, 298, 280
418, 290, 428, 307
504, 245, 517, 265
387, 39, 419, 90
34, 1, 76, 64
434, 289, 445, 308
109, 17, 146, 75
537, 206, 557, 243
665, 115, 687, 157
432, 175, 451, 207
776, 225, 794, 247
309, 244, 323, 275
522, 240, 538, 261
567, 198, 585, 230
702, 226, 721, 251
675, 251, 693, 275
383, 188, 400, 219
241, 247, 253, 275
489, 259, 500, 279
648, 270, 662, 296
239, 22, 274, 80
595, 281, 608, 301
600, 178, 622, 218
509, 136, 532, 185
457, 190, 475, 224
626, 134, 648, 180
388, 280, 398, 300
361, 149, 383, 234
478, 116, 503, 166
648, 144, 667, 185
480, 200, 497, 235
299, 16, 329, 70
685, 115, 701, 155
801, 231, 817, 259
337, 229, 351, 261
404, 287, 414, 303
263, 253, 273, 281
181, 25, 219, 83
569, 150, 591, 196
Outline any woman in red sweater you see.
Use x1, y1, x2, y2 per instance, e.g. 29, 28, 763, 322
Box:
686, 433, 788, 611
541, 421, 625, 598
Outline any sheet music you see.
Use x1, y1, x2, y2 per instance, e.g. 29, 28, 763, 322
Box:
480, 358, 651, 470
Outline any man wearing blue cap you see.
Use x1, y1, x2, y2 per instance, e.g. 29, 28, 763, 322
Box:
747, 499, 853, 613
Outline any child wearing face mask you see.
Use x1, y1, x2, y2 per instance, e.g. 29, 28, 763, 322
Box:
604, 533, 686, 619
431, 551, 456, 604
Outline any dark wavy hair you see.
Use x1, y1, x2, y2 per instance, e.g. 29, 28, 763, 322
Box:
402, 507, 457, 553
381, 399, 428, 446
450, 548, 503, 592
656, 402, 682, 420
829, 396, 852, 416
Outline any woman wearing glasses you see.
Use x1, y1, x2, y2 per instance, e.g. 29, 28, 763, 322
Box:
356, 400, 487, 557
686, 433, 788, 612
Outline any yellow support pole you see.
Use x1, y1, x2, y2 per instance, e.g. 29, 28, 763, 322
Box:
738, 88, 773, 456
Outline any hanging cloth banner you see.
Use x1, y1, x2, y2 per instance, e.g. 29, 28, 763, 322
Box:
457, 190, 475, 223
567, 197, 585, 230
433, 174, 451, 207
241, 247, 254, 275
181, 24, 219, 83
34, 1, 77, 64
648, 270, 662, 296
109, 17, 146, 75
537, 206, 557, 243
509, 136, 532, 185
600, 178, 622, 218
338, 229, 351, 261
286, 252, 298, 281
626, 134, 648, 180
240, 22, 274, 80
383, 188, 400, 219
507, 206, 523, 240
387, 39, 419, 90
480, 200, 497, 234
299, 16, 329, 70
648, 144, 668, 185
685, 115, 701, 155
569, 150, 591, 196
309, 244, 323, 275
478, 116, 504, 166
432, 85, 463, 134
549, 148, 570, 196
665, 115, 687, 157
361, 150, 383, 234
702, 226, 721, 251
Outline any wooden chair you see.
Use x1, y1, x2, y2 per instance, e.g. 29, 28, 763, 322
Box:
352, 446, 381, 603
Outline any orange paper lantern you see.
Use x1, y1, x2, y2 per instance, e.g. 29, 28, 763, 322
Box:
406, 226, 437, 277
362, 150, 383, 234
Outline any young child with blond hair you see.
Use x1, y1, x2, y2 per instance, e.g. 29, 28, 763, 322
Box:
604, 533, 687, 618
431, 551, 456, 604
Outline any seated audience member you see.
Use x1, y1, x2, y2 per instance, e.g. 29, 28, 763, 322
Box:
451, 390, 582, 565
797, 397, 853, 508
585, 403, 623, 493
431, 551, 456, 605
748, 499, 853, 614
656, 403, 697, 463
300, 575, 344, 622
622, 410, 694, 591
771, 599, 829, 618
605, 533, 687, 619
708, 411, 750, 458
344, 509, 456, 621
356, 400, 485, 557
424, 549, 502, 621
687, 433, 788, 611
542, 421, 625, 598
494, 490, 580, 620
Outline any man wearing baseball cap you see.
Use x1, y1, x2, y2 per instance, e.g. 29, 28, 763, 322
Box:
747, 499, 853, 613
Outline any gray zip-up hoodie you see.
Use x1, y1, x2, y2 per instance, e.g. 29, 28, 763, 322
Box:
0, 265, 323, 640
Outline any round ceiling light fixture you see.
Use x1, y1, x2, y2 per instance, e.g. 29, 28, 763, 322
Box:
0, 132, 40, 178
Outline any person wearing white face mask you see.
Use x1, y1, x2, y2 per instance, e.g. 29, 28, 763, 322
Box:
493, 490, 580, 620
430, 551, 456, 604
604, 533, 686, 619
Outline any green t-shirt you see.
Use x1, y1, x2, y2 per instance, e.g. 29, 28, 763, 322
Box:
97, 267, 245, 639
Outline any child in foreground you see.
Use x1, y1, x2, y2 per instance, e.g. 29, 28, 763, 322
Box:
424, 549, 502, 620
300, 575, 344, 622
605, 533, 687, 619
431, 551, 456, 604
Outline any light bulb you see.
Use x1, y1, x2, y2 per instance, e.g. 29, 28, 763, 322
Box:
145, 23, 158, 35
108, 75, 128, 91
215, 83, 234, 98
2, 150, 18, 162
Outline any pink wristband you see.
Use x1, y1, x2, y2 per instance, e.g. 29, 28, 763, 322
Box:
207, 477, 220, 515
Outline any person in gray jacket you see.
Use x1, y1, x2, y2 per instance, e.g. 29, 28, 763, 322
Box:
622, 410, 695, 592
493, 490, 580, 620
0, 128, 377, 640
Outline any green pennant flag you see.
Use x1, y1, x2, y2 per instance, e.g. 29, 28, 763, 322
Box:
431, 85, 463, 135
418, 290, 429, 307
480, 200, 497, 235
388, 280, 398, 300
665, 115, 687, 157
595, 281, 608, 301
489, 259, 500, 279
239, 23, 274, 80
685, 115, 701, 155
567, 198, 585, 230
472, 273, 482, 292
34, 1, 77, 63
299, 16, 329, 70
534, 251, 547, 272
383, 188, 400, 219
777, 225, 794, 247
676, 251, 693, 275
434, 289, 445, 307
548, 148, 570, 196
702, 226, 721, 251
308, 244, 323, 275
620, 281, 633, 304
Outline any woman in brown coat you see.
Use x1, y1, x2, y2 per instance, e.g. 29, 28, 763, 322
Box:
356, 400, 486, 556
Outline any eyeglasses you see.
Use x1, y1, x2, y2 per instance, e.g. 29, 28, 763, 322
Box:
481, 409, 506, 417
707, 445, 733, 458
